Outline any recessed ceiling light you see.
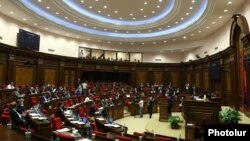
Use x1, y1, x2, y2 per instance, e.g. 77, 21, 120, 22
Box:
76, 36, 79, 38
133, 17, 136, 20
140, 8, 144, 11
114, 30, 118, 32
87, 38, 90, 40
119, 42, 122, 44
159, 0, 162, 2
23, 18, 27, 21
131, 43, 134, 45
227, 1, 232, 4
190, 33, 194, 36
191, 0, 196, 3
95, 0, 99, 1
104, 29, 107, 31
107, 14, 110, 17
168, 25, 171, 28
163, 40, 167, 43
74, 21, 77, 23
98, 10, 101, 13
66, 34, 69, 36
98, 40, 100, 42
158, 28, 162, 30
46, 6, 50, 9
93, 27, 96, 29
45, 27, 48, 30
173, 39, 176, 41
186, 12, 189, 15
114, 10, 118, 13
212, 21, 216, 24
137, 31, 141, 33
103, 5, 107, 9
224, 9, 228, 12
181, 17, 184, 20
56, 12, 59, 15
55, 31, 59, 33
144, 15, 147, 18
34, 23, 38, 26
198, 30, 202, 33
126, 31, 129, 33
83, 24, 87, 26
130, 13, 133, 16
119, 17, 123, 19
10, 11, 14, 14
38, 0, 42, 2
148, 30, 151, 32
0, 4, 1, 7
157, 5, 160, 8
81, 0, 84, 3
183, 36, 187, 39
152, 11, 155, 14
153, 42, 156, 44
141, 42, 144, 45
108, 41, 111, 44
89, 6, 92, 9
206, 26, 210, 29
189, 7, 193, 10
65, 17, 68, 19
144, 2, 147, 5
175, 21, 179, 24
218, 16, 223, 19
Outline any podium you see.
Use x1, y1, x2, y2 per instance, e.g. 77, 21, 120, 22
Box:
159, 103, 168, 122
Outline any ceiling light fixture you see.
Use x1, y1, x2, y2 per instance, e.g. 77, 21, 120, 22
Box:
46, 6, 50, 9
114, 10, 118, 13
10, 11, 14, 14
38, 0, 42, 2
103, 5, 107, 9
89, 6, 92, 9
98, 10, 101, 13
144, 2, 147, 5
224, 9, 228, 12
140, 8, 144, 11
34, 23, 38, 25
218, 16, 223, 19
56, 12, 59, 15
227, 1, 232, 4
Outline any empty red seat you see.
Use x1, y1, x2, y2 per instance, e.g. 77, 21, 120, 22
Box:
51, 117, 63, 130
57, 133, 75, 141
115, 135, 132, 141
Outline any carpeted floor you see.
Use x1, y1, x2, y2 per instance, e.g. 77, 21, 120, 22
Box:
115, 106, 250, 140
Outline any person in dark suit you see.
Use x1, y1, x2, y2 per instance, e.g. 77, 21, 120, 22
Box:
56, 102, 65, 121
147, 96, 154, 118
167, 94, 173, 117
40, 93, 49, 103
9, 102, 28, 126
89, 102, 96, 116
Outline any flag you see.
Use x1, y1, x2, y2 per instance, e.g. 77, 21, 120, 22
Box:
242, 50, 249, 112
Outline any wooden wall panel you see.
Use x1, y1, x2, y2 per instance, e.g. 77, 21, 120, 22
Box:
0, 64, 4, 85
195, 72, 200, 88
170, 72, 179, 87
153, 72, 163, 85
44, 68, 56, 85
186, 73, 191, 83
15, 66, 33, 85
225, 71, 231, 91
204, 71, 209, 89
136, 71, 147, 85
65, 70, 69, 87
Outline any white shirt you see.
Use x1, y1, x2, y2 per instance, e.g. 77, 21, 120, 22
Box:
7, 84, 15, 89
139, 100, 144, 108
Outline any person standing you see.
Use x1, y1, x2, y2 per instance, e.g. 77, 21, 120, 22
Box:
138, 97, 144, 118
167, 94, 173, 117
147, 96, 154, 118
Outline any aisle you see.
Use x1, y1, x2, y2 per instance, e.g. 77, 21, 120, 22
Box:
115, 112, 185, 139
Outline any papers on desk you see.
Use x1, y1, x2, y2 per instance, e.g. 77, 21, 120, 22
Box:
29, 113, 40, 116
38, 117, 47, 120
31, 116, 39, 119
104, 124, 120, 128
96, 117, 105, 121
56, 128, 71, 132
67, 117, 75, 120
70, 121, 85, 125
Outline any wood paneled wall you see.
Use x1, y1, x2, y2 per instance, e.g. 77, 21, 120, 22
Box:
44, 68, 57, 85
15, 66, 34, 86
0, 64, 4, 85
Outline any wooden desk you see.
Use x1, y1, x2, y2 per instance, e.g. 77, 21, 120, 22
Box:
159, 103, 168, 122
29, 114, 51, 139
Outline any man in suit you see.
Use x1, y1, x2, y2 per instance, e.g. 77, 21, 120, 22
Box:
9, 102, 28, 126
56, 102, 65, 121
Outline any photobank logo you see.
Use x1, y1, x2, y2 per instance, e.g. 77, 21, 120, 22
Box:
204, 124, 250, 141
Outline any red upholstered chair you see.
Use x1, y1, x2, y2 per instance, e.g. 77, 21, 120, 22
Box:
52, 117, 63, 130
68, 99, 74, 106
115, 135, 132, 141
0, 108, 10, 124
155, 135, 172, 141
133, 131, 145, 137
78, 107, 86, 118
64, 100, 70, 108
57, 133, 75, 141
53, 107, 58, 118
31, 97, 38, 106
92, 130, 107, 136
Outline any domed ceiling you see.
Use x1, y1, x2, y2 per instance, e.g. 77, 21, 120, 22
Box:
0, 0, 247, 52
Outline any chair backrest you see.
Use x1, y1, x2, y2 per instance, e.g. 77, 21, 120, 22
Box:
115, 135, 132, 141
68, 99, 74, 106
57, 133, 75, 141
31, 97, 38, 105
52, 117, 63, 130
64, 100, 70, 107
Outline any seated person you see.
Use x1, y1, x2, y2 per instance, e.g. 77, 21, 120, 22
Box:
9, 102, 29, 126
89, 102, 96, 116
56, 102, 65, 121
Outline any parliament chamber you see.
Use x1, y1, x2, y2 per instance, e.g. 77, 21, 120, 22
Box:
1, 0, 250, 141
